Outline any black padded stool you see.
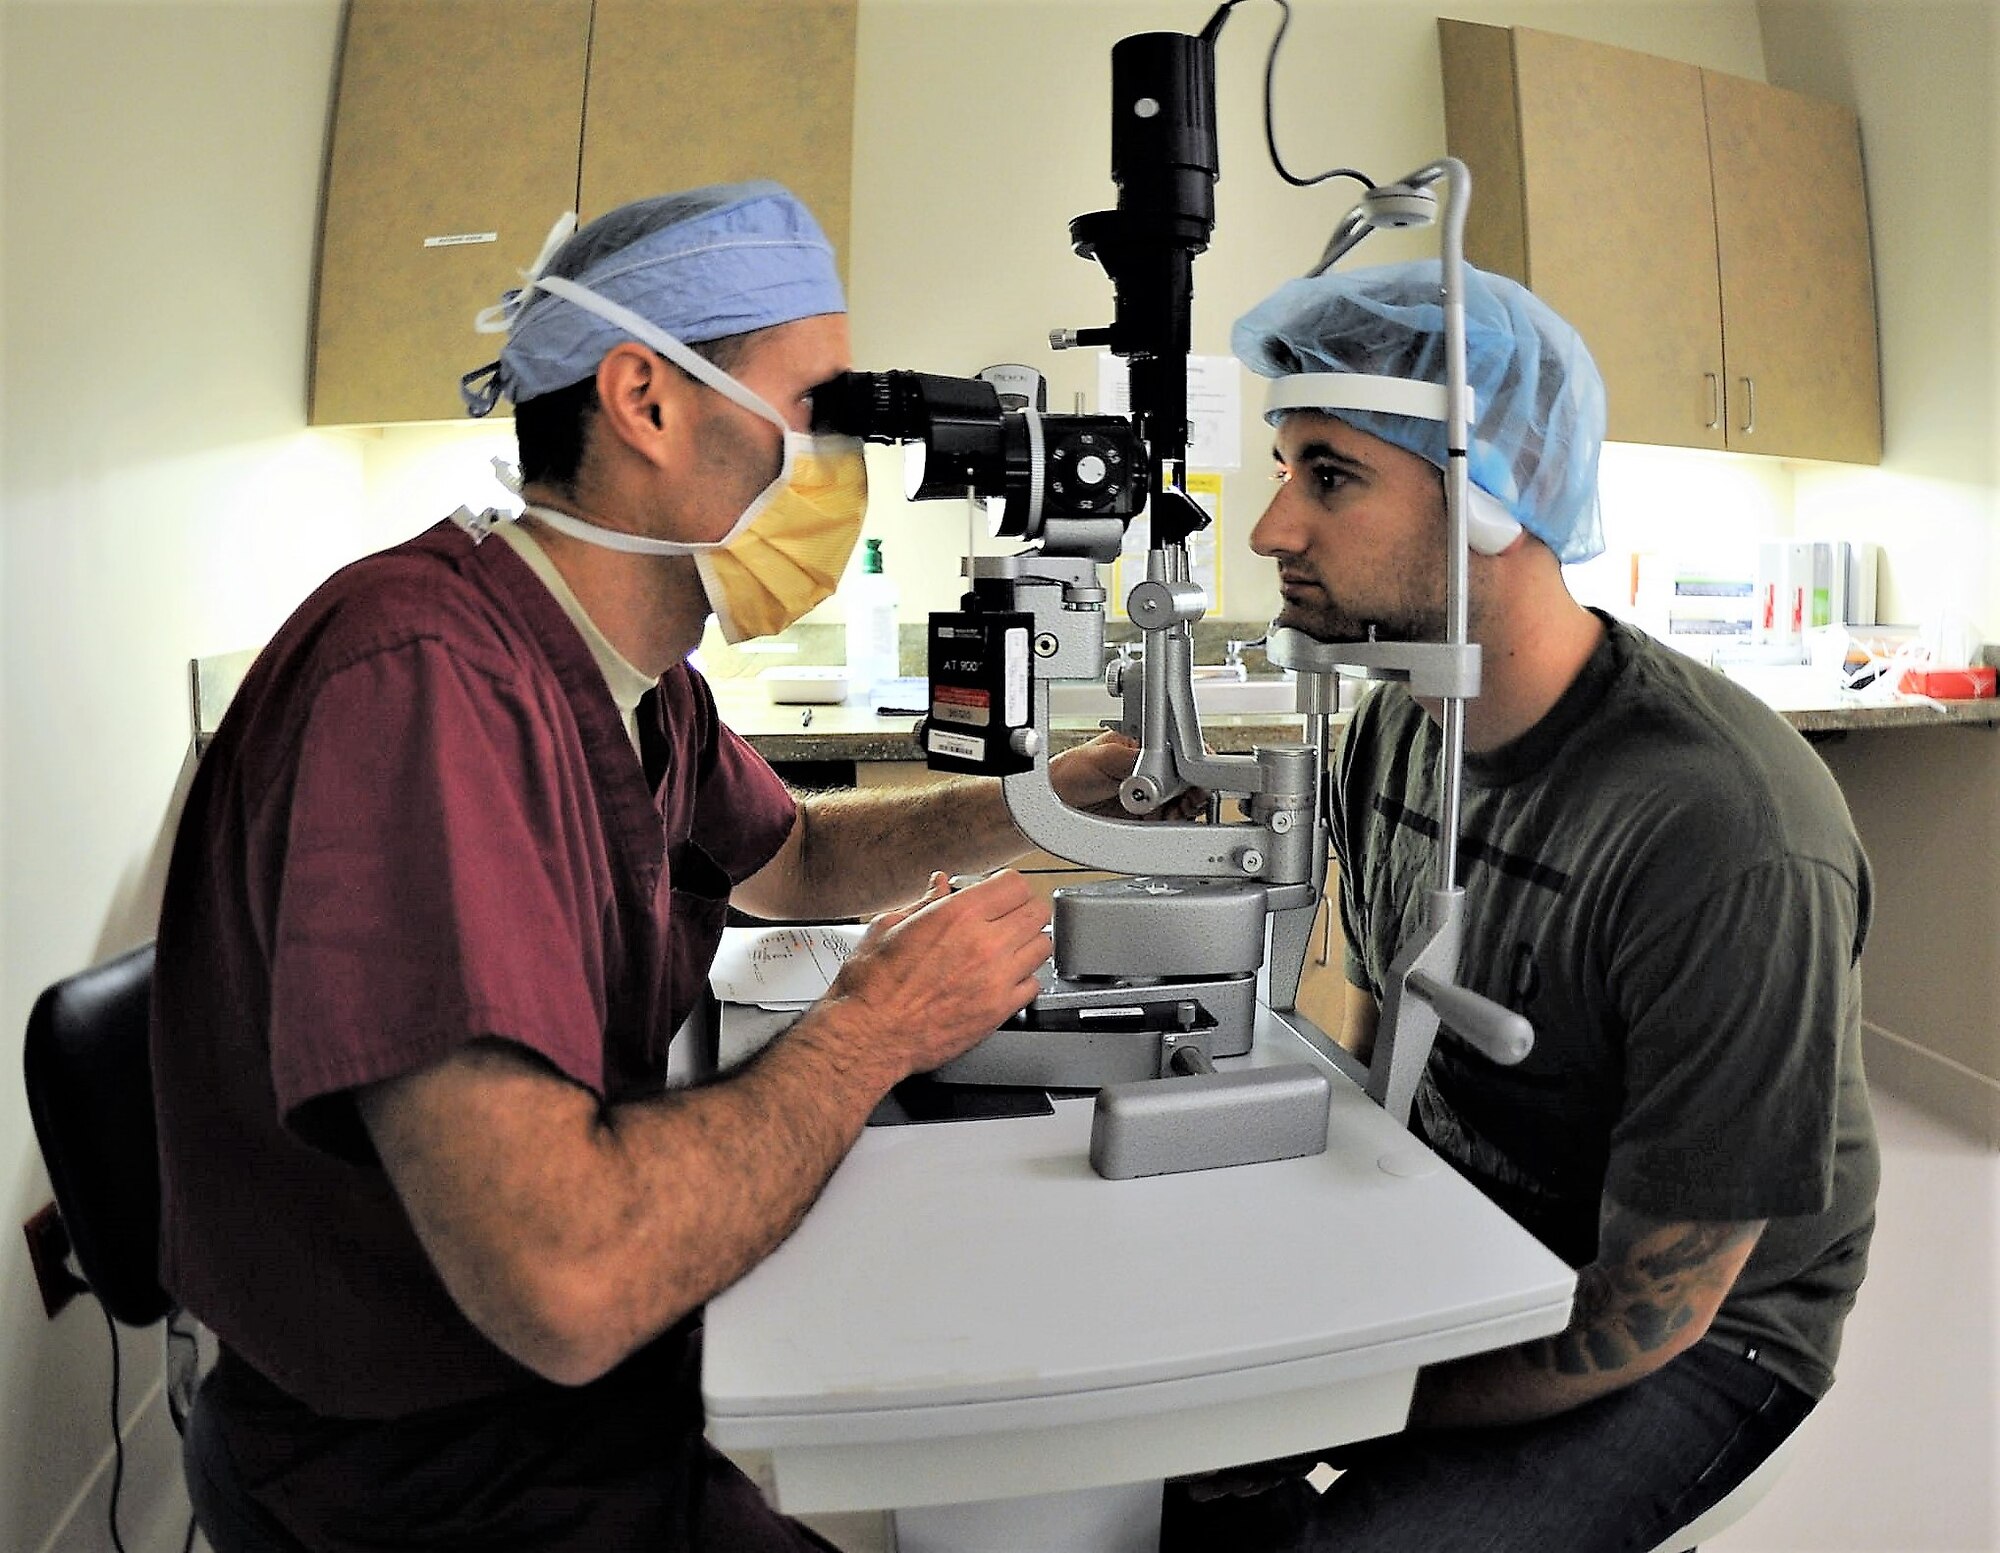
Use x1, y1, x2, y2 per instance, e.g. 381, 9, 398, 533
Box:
24, 943, 308, 1552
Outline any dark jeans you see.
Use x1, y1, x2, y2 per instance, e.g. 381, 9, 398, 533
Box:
185, 1388, 312, 1553
1161, 1338, 1814, 1553
183, 1339, 838, 1553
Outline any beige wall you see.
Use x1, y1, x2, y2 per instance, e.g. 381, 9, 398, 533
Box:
1758, 0, 2000, 1116
0, 3, 388, 1547
1762, 0, 1997, 634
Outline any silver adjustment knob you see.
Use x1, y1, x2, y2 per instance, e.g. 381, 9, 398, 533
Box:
1122, 774, 1165, 814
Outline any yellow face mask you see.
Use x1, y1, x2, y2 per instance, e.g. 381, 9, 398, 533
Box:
693, 436, 869, 643
498, 270, 870, 642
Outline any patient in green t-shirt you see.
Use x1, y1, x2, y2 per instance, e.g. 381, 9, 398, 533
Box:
1164, 260, 1876, 1553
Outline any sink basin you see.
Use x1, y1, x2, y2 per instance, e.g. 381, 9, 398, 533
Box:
1047, 673, 1301, 720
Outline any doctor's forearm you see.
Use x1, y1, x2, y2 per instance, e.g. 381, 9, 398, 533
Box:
778, 780, 1032, 916
358, 1019, 892, 1390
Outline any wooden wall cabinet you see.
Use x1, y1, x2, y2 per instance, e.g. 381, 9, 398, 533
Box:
1439, 21, 1882, 465
311, 0, 857, 427
579, 1, 856, 245
311, 0, 593, 427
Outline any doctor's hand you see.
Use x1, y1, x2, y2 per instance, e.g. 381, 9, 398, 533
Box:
1049, 730, 1209, 820
816, 870, 1051, 1080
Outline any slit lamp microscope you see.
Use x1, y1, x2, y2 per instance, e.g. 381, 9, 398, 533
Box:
810, 5, 1534, 1177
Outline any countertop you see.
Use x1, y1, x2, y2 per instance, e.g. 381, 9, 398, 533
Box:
712, 678, 2000, 764
703, 1003, 1575, 1515
712, 681, 1318, 764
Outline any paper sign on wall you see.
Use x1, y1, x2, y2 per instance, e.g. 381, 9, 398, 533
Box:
1095, 354, 1243, 472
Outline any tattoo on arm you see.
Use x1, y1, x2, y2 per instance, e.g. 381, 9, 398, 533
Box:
1521, 1202, 1765, 1379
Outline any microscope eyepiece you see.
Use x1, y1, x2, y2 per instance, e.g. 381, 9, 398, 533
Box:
809, 370, 1000, 444
808, 370, 1145, 559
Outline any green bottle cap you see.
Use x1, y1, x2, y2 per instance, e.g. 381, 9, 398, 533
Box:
863, 537, 885, 574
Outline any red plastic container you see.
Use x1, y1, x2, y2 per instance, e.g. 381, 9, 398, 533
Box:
1897, 666, 1998, 699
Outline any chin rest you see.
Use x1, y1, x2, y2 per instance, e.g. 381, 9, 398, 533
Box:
22, 941, 171, 1327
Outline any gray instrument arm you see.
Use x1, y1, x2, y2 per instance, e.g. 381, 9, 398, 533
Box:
1263, 702, 1337, 1012
1120, 624, 1268, 806
1273, 156, 1542, 1121
1002, 683, 1286, 879
1368, 888, 1534, 1125
1405, 971, 1532, 1065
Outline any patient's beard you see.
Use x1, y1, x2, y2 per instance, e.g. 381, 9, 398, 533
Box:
1276, 579, 1446, 647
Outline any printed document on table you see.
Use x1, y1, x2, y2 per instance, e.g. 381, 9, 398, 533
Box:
710, 924, 866, 1008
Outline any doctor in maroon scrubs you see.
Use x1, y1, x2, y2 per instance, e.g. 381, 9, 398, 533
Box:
154, 181, 1146, 1553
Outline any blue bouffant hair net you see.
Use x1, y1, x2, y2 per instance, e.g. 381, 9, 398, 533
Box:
1231, 261, 1606, 564
461, 180, 844, 415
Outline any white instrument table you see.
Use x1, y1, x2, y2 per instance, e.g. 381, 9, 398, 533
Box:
703, 1004, 1574, 1548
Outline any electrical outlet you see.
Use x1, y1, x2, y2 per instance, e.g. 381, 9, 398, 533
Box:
23, 1202, 87, 1318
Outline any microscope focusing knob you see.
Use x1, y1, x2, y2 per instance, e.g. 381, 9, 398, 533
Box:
1009, 727, 1043, 758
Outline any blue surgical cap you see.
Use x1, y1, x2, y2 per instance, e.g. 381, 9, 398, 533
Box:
463, 180, 844, 415
1231, 261, 1606, 564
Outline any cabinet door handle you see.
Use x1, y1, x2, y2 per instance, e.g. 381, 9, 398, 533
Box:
1704, 372, 1720, 430
1740, 376, 1756, 435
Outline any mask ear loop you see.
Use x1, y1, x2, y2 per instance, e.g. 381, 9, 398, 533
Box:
530, 275, 793, 440
476, 258, 805, 555
528, 274, 798, 549
463, 213, 582, 415
474, 213, 580, 336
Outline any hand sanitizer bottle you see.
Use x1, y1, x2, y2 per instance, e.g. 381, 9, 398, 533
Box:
844, 538, 900, 698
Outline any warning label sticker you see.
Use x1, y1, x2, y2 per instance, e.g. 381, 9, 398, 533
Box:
932, 684, 990, 727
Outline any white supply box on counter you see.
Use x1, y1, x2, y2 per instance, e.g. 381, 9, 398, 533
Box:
759, 665, 851, 705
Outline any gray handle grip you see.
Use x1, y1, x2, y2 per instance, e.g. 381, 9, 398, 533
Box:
1406, 972, 1533, 1065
